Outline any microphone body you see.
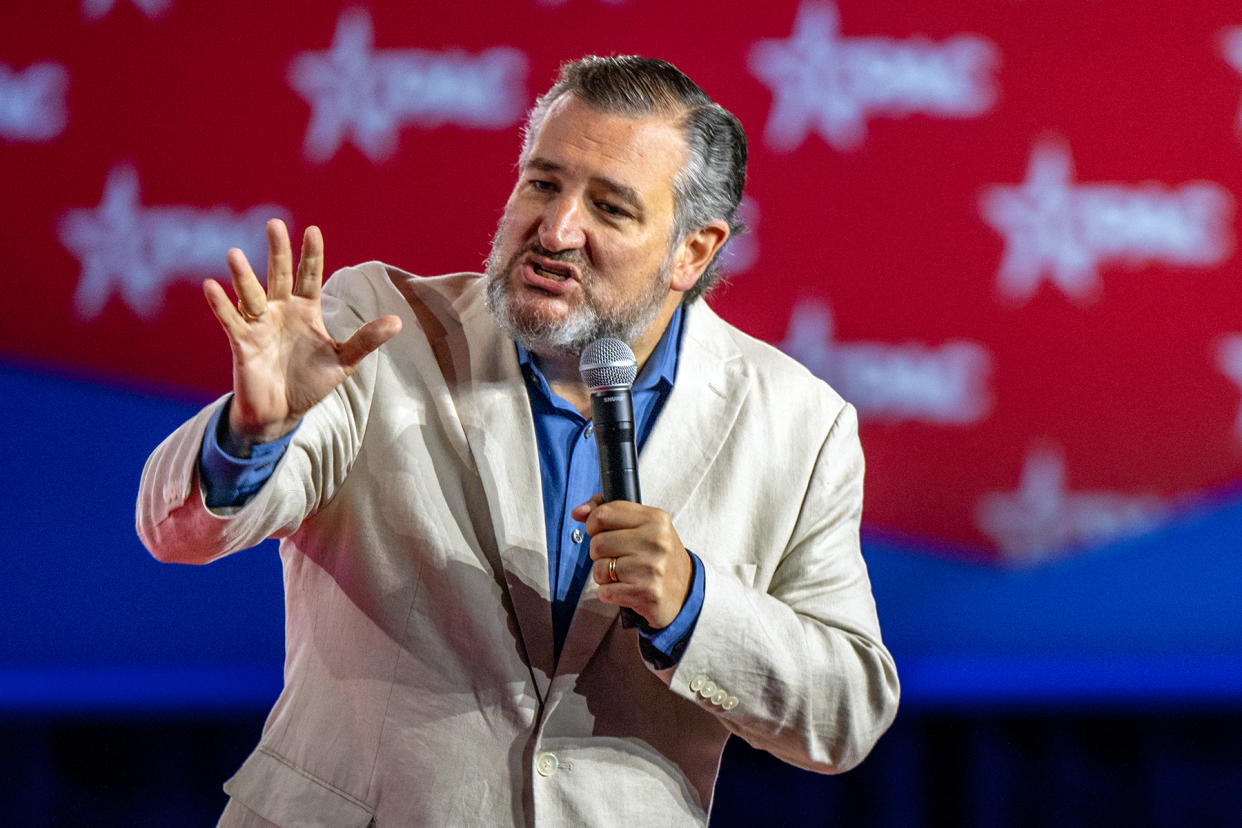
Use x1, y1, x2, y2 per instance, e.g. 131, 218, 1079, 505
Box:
579, 338, 645, 629
590, 388, 640, 503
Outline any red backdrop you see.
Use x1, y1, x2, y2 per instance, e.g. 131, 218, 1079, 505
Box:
5, 0, 1242, 560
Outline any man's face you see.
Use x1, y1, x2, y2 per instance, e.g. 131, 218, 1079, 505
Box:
486, 95, 689, 358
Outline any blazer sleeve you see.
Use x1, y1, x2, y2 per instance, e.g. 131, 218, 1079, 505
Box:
135, 289, 382, 565
660, 402, 900, 774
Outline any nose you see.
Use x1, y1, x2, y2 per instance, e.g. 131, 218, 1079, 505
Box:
538, 196, 586, 252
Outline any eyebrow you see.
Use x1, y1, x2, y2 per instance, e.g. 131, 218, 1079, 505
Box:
526, 157, 645, 213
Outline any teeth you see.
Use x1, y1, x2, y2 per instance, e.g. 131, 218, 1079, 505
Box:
534, 265, 569, 281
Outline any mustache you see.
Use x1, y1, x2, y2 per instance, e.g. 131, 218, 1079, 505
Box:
525, 242, 585, 266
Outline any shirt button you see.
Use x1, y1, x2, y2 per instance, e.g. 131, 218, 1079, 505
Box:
571, 528, 584, 544
535, 751, 559, 777
584, 424, 595, 439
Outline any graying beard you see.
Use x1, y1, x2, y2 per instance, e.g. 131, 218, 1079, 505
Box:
485, 274, 661, 358
483, 223, 671, 358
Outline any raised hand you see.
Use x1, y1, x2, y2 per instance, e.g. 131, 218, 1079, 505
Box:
202, 219, 402, 455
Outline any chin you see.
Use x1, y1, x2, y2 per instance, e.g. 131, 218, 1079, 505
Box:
487, 275, 590, 354
510, 288, 575, 327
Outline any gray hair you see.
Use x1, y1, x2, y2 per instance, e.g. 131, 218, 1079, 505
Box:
520, 56, 748, 303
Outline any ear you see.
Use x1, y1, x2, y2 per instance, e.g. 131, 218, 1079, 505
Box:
669, 220, 731, 294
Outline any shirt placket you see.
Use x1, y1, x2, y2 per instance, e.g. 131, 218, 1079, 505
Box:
555, 421, 599, 604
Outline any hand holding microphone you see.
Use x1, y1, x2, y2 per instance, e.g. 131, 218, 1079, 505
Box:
574, 339, 692, 630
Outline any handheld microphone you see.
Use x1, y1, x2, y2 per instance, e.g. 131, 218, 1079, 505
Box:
579, 338, 647, 630
578, 338, 641, 504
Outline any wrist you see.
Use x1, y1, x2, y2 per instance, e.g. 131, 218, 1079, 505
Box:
222, 399, 299, 458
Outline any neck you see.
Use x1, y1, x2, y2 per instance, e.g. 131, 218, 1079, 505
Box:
537, 355, 593, 418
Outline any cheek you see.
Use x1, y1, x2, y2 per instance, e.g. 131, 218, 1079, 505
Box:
499, 201, 539, 242
585, 248, 658, 303
596, 235, 657, 268
615, 238, 671, 281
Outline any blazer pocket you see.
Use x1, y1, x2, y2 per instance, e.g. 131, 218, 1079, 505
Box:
224, 746, 375, 827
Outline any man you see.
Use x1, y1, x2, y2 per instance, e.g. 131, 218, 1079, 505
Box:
138, 56, 899, 826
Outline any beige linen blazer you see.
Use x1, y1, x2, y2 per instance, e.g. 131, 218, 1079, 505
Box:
137, 265, 899, 827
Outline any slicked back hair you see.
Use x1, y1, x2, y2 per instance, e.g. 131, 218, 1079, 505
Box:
520, 56, 748, 303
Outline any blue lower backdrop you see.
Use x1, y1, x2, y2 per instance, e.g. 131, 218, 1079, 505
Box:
4, 363, 1241, 825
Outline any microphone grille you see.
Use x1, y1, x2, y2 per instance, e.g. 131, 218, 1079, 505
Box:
579, 338, 638, 390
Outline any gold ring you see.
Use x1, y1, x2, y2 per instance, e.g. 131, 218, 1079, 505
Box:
237, 299, 266, 322
607, 557, 619, 583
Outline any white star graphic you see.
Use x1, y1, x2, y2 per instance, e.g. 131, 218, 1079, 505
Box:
59, 164, 282, 319
289, 9, 397, 163
81, 0, 171, 21
750, 2, 860, 151
748, 1, 997, 152
976, 445, 1167, 564
61, 165, 159, 318
980, 138, 1099, 302
288, 8, 528, 163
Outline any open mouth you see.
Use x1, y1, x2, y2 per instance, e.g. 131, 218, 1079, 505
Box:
532, 263, 571, 281
527, 255, 576, 283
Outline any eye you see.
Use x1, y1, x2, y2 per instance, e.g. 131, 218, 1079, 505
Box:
528, 179, 557, 193
594, 201, 630, 219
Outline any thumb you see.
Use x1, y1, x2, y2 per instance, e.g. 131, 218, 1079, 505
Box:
570, 492, 605, 522
337, 314, 403, 368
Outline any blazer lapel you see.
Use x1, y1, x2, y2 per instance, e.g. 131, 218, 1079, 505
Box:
448, 280, 557, 698
640, 303, 750, 522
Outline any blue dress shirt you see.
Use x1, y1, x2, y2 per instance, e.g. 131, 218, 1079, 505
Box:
198, 307, 704, 668
515, 306, 704, 665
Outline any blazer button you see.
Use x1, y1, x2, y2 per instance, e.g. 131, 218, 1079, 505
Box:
698, 680, 718, 699
535, 751, 559, 777
711, 689, 728, 706
689, 674, 708, 693
722, 696, 739, 711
